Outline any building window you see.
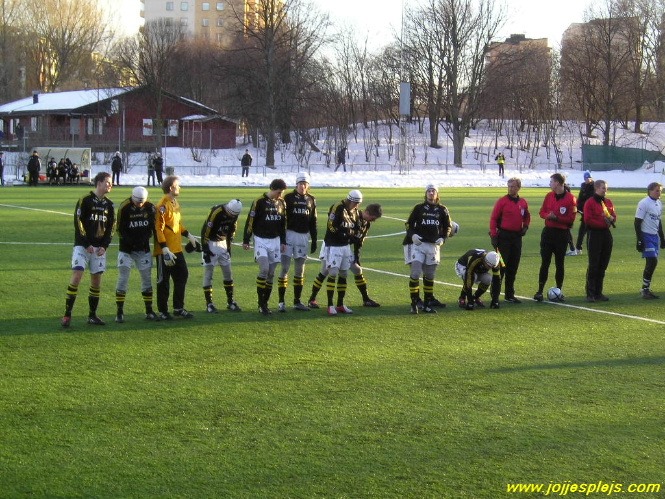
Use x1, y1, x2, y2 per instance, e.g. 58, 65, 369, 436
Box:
216, 17, 223, 27
216, 2, 223, 10
166, 1, 174, 11
201, 18, 209, 27
202, 2, 210, 10
180, 2, 188, 11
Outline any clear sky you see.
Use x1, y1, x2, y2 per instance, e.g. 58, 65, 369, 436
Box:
112, 0, 589, 49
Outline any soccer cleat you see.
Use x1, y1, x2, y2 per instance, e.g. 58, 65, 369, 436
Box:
421, 304, 437, 313
504, 296, 522, 304
145, 311, 159, 321
595, 294, 609, 302
565, 248, 581, 256
336, 305, 353, 314
174, 308, 194, 319
641, 288, 659, 299
458, 298, 467, 309
278, 302, 287, 313
327, 305, 338, 316
533, 292, 544, 302
227, 301, 242, 312
416, 298, 425, 310
586, 296, 596, 303
61, 316, 71, 328
87, 315, 105, 326
158, 312, 173, 321
293, 302, 310, 312
258, 304, 272, 315
473, 298, 485, 308
410, 303, 419, 314
206, 303, 219, 314
363, 298, 381, 307
558, 294, 566, 302
115, 314, 125, 323
308, 299, 320, 309
428, 297, 446, 308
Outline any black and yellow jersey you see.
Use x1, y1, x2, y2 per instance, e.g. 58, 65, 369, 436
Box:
74, 191, 114, 248
116, 198, 155, 253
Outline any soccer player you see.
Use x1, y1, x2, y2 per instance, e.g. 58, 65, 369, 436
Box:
61, 172, 114, 327
533, 173, 577, 302
455, 249, 502, 310
308, 203, 382, 308
153, 176, 197, 320
114, 186, 158, 323
243, 178, 288, 315
635, 182, 664, 299
571, 170, 595, 255
489, 177, 530, 303
403, 184, 452, 314
277, 172, 318, 312
583, 179, 616, 302
201, 199, 243, 313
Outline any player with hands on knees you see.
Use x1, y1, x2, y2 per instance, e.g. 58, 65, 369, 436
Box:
201, 199, 243, 313
455, 250, 502, 310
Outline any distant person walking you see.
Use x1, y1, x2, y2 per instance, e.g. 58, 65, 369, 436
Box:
335, 147, 347, 172
147, 153, 157, 186
27, 150, 40, 186
111, 151, 123, 186
240, 149, 252, 177
495, 152, 506, 178
152, 152, 164, 185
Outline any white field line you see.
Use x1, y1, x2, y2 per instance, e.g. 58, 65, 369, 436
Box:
3, 204, 663, 325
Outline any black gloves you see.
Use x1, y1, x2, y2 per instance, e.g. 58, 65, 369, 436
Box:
636, 239, 644, 252
310, 240, 318, 254
202, 243, 212, 264
490, 236, 499, 249
661, 237, 665, 249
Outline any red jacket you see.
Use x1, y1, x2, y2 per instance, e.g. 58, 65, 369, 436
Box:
583, 195, 616, 230
490, 195, 530, 237
539, 191, 577, 229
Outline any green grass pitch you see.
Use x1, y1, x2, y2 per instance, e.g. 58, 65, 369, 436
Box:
0, 185, 663, 498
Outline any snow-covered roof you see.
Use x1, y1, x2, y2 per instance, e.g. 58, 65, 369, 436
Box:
0, 88, 131, 114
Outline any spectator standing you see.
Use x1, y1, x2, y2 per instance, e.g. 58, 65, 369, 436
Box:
240, 149, 252, 177
201, 199, 243, 313
489, 177, 530, 303
571, 170, 595, 255
495, 152, 506, 177
533, 173, 577, 302
111, 151, 123, 186
277, 173, 318, 312
403, 184, 452, 314
147, 153, 157, 186
152, 152, 164, 185
583, 180, 616, 302
114, 186, 158, 323
634, 182, 664, 299
455, 250, 502, 310
27, 150, 40, 186
243, 179, 288, 315
335, 147, 347, 172
153, 176, 196, 320
61, 172, 114, 327
0, 151, 4, 186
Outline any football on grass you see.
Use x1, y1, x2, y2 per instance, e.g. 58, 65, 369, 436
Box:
547, 287, 563, 302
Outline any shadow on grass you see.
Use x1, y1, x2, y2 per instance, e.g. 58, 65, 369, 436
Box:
488, 356, 665, 373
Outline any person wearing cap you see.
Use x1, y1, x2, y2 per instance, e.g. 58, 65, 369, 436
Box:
455, 249, 502, 310
314, 189, 362, 315
201, 199, 244, 313
570, 170, 595, 256
308, 203, 383, 308
240, 149, 252, 177
635, 182, 664, 299
153, 175, 197, 320
489, 177, 530, 303
0, 151, 5, 186
277, 173, 318, 312
243, 178, 288, 315
27, 150, 40, 186
61, 172, 114, 327
403, 184, 452, 314
114, 186, 158, 323
111, 151, 123, 186
533, 173, 577, 302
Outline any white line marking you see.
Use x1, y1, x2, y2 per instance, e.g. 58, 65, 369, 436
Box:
0, 203, 71, 217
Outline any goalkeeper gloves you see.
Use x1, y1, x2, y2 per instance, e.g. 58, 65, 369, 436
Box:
162, 247, 176, 266
411, 234, 422, 246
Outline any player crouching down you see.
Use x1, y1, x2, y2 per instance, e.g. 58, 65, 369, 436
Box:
455, 249, 502, 310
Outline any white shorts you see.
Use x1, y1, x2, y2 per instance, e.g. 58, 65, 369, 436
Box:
71, 245, 107, 273
404, 242, 440, 265
324, 245, 351, 271
454, 262, 491, 286
117, 250, 152, 271
283, 230, 309, 259
205, 240, 232, 267
254, 236, 281, 264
